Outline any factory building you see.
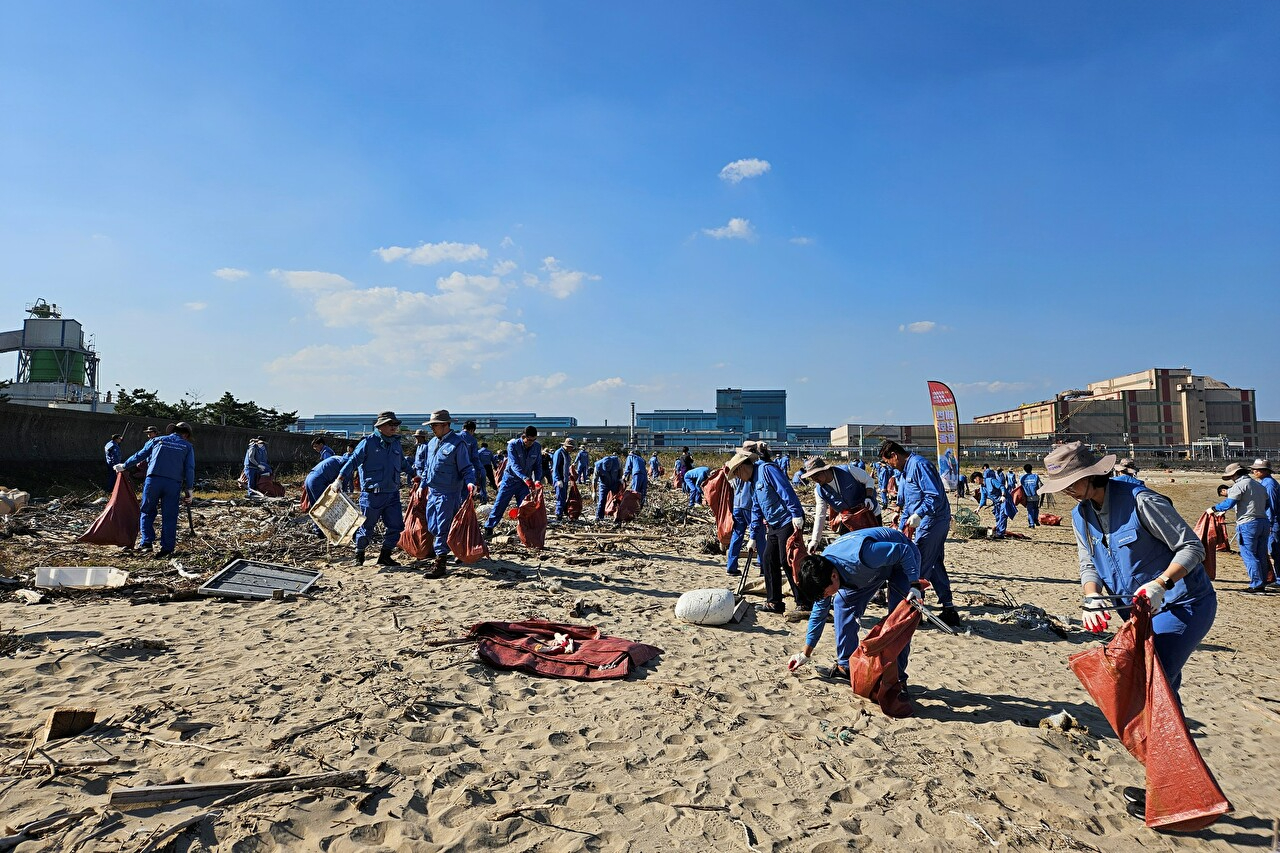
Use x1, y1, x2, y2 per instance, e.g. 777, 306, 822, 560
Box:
0, 299, 109, 412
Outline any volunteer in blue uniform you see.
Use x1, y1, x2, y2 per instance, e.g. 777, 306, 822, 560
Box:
1039, 441, 1216, 698
419, 410, 476, 578
243, 437, 270, 497
104, 434, 123, 491
799, 457, 879, 551
411, 429, 431, 486
337, 411, 408, 567
624, 447, 649, 506
725, 450, 766, 577
880, 440, 963, 628
648, 452, 661, 482
575, 444, 592, 489
786, 527, 923, 688
1020, 464, 1042, 528
304, 452, 352, 505
593, 445, 624, 521
1249, 459, 1280, 582
550, 438, 577, 520
116, 422, 196, 557
312, 436, 335, 461
1112, 459, 1144, 486
459, 420, 485, 501
484, 426, 544, 536
477, 442, 496, 496
1213, 461, 1271, 594
684, 466, 712, 508
728, 448, 808, 619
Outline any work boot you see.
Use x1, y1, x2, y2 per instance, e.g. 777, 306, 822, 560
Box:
425, 555, 448, 579
354, 549, 366, 566
376, 546, 400, 567
137, 543, 153, 555
482, 527, 494, 540
939, 606, 964, 629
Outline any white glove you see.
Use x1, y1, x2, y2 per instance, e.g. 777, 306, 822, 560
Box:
863, 498, 876, 512
787, 652, 810, 672
1205, 507, 1219, 517
1135, 580, 1166, 612
791, 516, 805, 533
906, 585, 924, 604
1081, 596, 1111, 633
113, 463, 126, 472
906, 513, 923, 529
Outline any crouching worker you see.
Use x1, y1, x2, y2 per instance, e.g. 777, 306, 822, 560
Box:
338, 411, 407, 567
786, 527, 924, 692
593, 444, 624, 521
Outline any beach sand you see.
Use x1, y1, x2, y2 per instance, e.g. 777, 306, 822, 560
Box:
1, 470, 1277, 851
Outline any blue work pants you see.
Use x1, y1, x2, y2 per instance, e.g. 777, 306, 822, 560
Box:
632, 476, 648, 507
355, 491, 404, 552
426, 489, 463, 556
992, 499, 1008, 537
1238, 519, 1269, 588
830, 581, 909, 678
139, 476, 181, 552
686, 480, 703, 508
914, 516, 954, 608
726, 507, 765, 574
1025, 499, 1039, 528
245, 467, 260, 497
486, 476, 531, 531
553, 481, 569, 518
1117, 589, 1217, 702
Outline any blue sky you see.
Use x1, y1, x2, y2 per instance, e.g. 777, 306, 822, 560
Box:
2, 2, 1277, 425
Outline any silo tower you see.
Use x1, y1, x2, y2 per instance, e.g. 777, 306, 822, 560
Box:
0, 299, 103, 410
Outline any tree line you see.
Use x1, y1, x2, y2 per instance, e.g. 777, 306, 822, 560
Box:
113, 387, 299, 431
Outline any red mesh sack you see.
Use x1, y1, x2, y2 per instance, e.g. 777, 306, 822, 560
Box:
847, 599, 920, 718
1038, 514, 1062, 526
605, 488, 642, 523
517, 484, 548, 550
78, 472, 141, 547
1193, 511, 1227, 581
1068, 598, 1231, 831
1012, 486, 1026, 506
826, 506, 878, 534
447, 492, 489, 564
299, 484, 312, 513
702, 469, 736, 548
255, 474, 286, 498
398, 486, 434, 560
786, 526, 808, 582
566, 480, 583, 520
494, 459, 507, 482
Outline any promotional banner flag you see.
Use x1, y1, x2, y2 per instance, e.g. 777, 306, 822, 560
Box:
927, 381, 960, 490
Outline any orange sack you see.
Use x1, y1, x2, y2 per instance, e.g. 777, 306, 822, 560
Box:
786, 527, 808, 582
517, 484, 548, 550
78, 472, 141, 547
566, 479, 583, 520
847, 599, 920, 718
702, 468, 737, 548
826, 506, 878, 534
447, 492, 490, 564
605, 488, 642, 524
398, 486, 434, 560
1068, 598, 1231, 831
1192, 511, 1228, 581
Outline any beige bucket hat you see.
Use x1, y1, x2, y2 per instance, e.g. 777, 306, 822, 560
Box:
1038, 441, 1117, 494
562, 437, 577, 448
1114, 458, 1138, 475
1222, 462, 1247, 480
726, 448, 759, 473
374, 411, 402, 428
1249, 458, 1272, 472
799, 456, 839, 480
424, 409, 452, 426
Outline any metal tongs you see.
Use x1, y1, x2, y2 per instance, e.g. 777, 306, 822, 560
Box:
889, 583, 958, 635
1083, 594, 1167, 615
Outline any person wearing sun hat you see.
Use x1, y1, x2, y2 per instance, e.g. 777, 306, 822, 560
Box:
1040, 441, 1218, 699
1249, 459, 1279, 583
338, 411, 409, 567
418, 409, 476, 578
728, 446, 809, 619
1213, 461, 1271, 593
550, 437, 577, 520
1112, 458, 1144, 486
724, 448, 765, 578
799, 456, 879, 551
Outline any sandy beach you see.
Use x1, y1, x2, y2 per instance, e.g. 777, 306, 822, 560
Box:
1, 469, 1277, 851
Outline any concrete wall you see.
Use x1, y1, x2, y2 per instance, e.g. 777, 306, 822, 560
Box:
0, 402, 324, 475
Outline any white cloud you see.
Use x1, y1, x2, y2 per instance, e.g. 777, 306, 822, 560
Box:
184, 302, 207, 311
525, 257, 601, 299
953, 380, 1038, 395
492, 259, 518, 276
375, 241, 488, 266
898, 321, 938, 334
719, 158, 771, 184
214, 267, 249, 281
797, 376, 810, 384
711, 362, 727, 369
702, 218, 755, 240
267, 268, 528, 380
578, 377, 625, 394
500, 236, 515, 250
789, 236, 814, 246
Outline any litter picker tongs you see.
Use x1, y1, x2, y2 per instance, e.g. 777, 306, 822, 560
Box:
1083, 594, 1168, 615
888, 582, 958, 635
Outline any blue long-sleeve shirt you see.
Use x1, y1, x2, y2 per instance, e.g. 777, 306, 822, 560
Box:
244, 443, 269, 472
1258, 476, 1280, 526
684, 466, 711, 492
551, 447, 573, 484
305, 454, 353, 494
104, 440, 121, 467
124, 435, 195, 490
502, 437, 543, 482
805, 527, 921, 649
625, 452, 648, 485
459, 430, 481, 469
339, 432, 407, 493
898, 452, 950, 522
649, 455, 660, 478
594, 455, 623, 491
476, 446, 494, 467
1019, 472, 1041, 500
318, 445, 335, 461
752, 460, 805, 529
422, 430, 475, 494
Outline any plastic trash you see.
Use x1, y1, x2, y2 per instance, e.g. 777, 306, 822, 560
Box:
36, 566, 129, 589
674, 588, 736, 625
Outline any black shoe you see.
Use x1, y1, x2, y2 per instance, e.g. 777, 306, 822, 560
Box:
376, 547, 400, 567
1242, 586, 1268, 595
482, 528, 494, 540
354, 549, 366, 566
424, 556, 448, 579
156, 550, 174, 559
1121, 785, 1145, 807
938, 606, 964, 628
726, 566, 741, 576
817, 663, 850, 682
137, 543, 154, 554
757, 602, 785, 615
1125, 800, 1146, 821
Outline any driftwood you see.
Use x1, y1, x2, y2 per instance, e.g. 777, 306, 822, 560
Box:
109, 768, 367, 809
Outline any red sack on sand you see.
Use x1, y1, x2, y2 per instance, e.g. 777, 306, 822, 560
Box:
468, 619, 662, 681
1193, 511, 1227, 581
786, 527, 808, 582
847, 599, 920, 718
494, 459, 506, 482
827, 506, 878, 534
605, 488, 642, 523
78, 472, 141, 547
447, 492, 489, 564
518, 484, 548, 550
1012, 486, 1026, 506
702, 469, 736, 548
1069, 598, 1231, 831
254, 474, 286, 498
566, 481, 583, 520
299, 484, 312, 513
398, 486, 434, 560
1039, 514, 1062, 526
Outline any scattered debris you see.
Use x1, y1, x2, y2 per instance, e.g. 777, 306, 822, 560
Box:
197, 559, 321, 601
34, 566, 129, 589
1039, 710, 1081, 732
109, 768, 368, 809
43, 707, 97, 743
997, 604, 1070, 638
14, 589, 47, 606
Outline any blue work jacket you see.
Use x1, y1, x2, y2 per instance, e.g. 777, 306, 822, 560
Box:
594, 455, 623, 491
752, 461, 804, 529
551, 447, 573, 484
124, 435, 195, 489
306, 454, 352, 493
340, 432, 407, 493
104, 440, 121, 467
423, 431, 475, 494
318, 445, 335, 460
1019, 473, 1041, 499
898, 453, 950, 522
503, 438, 543, 482
817, 466, 868, 512
625, 453, 648, 484
805, 527, 921, 649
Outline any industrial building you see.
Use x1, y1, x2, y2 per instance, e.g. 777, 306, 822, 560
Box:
292, 412, 578, 438
973, 368, 1280, 453
0, 300, 110, 412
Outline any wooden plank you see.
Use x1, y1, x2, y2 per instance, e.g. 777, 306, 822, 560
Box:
43, 708, 96, 744
109, 769, 366, 809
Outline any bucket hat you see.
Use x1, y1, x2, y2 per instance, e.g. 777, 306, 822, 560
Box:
726, 448, 759, 474
374, 411, 402, 428
1249, 458, 1272, 472
412, 429, 429, 439
425, 409, 452, 426
1222, 462, 1247, 480
1038, 441, 1117, 494
799, 457, 839, 480
562, 437, 576, 448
